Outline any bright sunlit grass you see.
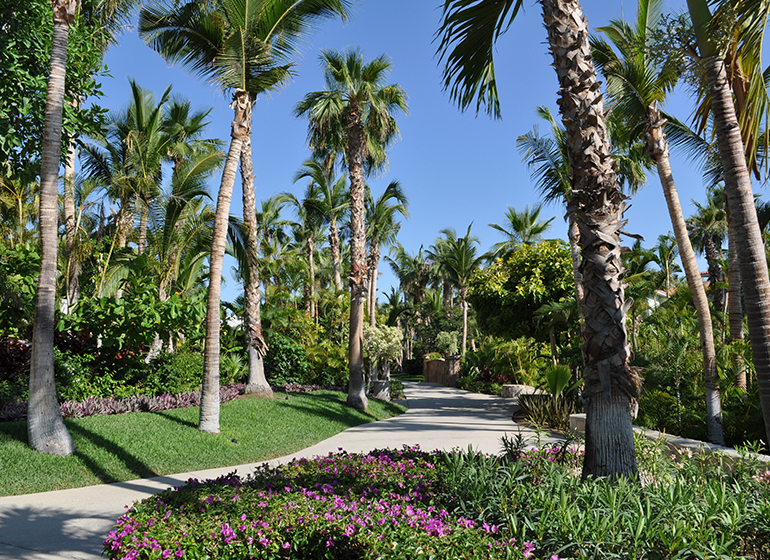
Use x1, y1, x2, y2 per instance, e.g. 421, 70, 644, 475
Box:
0, 391, 405, 497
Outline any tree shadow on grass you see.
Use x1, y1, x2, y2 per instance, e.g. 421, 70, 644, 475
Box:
149, 409, 197, 429
67, 422, 156, 483
279, 393, 382, 427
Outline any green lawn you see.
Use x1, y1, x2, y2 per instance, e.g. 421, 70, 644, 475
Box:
0, 391, 405, 497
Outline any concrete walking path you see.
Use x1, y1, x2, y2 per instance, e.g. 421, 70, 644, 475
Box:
0, 382, 564, 560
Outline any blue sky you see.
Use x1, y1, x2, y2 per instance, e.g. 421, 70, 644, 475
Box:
96, 0, 716, 304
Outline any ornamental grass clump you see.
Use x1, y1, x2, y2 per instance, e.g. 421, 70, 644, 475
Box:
104, 446, 550, 559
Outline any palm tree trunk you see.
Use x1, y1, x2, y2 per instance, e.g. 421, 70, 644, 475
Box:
568, 216, 584, 304
703, 235, 724, 313
63, 128, 78, 314
369, 246, 380, 327
240, 134, 271, 398
29, 0, 76, 455
330, 220, 343, 291
727, 204, 746, 391
543, 0, 638, 479
645, 104, 724, 445
696, 49, 770, 443
346, 110, 368, 411
308, 236, 316, 319
200, 90, 250, 433
138, 204, 148, 254
461, 297, 468, 356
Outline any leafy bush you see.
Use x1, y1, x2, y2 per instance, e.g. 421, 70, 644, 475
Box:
306, 341, 348, 387
468, 241, 574, 340
264, 331, 312, 386
140, 351, 204, 396
435, 331, 459, 356
0, 242, 39, 339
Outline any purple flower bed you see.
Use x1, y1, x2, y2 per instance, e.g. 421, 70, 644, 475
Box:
103, 446, 557, 559
0, 385, 245, 422
0, 383, 351, 423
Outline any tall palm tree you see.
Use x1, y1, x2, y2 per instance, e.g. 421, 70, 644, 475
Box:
688, 188, 727, 311
295, 48, 408, 410
592, 0, 725, 444
139, 0, 351, 431
433, 225, 483, 356
365, 180, 408, 326
438, 0, 640, 478
295, 157, 349, 292
283, 186, 326, 319
487, 204, 554, 258
688, 0, 770, 444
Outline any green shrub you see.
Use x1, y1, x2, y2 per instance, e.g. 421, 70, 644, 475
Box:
264, 331, 312, 386
54, 351, 136, 401
306, 341, 348, 387
140, 351, 204, 396
435, 331, 460, 356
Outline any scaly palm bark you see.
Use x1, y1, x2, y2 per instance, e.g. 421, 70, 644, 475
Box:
240, 135, 271, 397
29, 0, 76, 455
689, 0, 770, 443
543, 0, 639, 479
645, 104, 723, 445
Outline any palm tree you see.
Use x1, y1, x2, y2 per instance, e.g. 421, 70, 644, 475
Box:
295, 48, 408, 410
365, 181, 408, 326
487, 204, 554, 259
295, 158, 349, 292
139, 0, 351, 431
29, 0, 79, 455
438, 0, 639, 478
283, 187, 326, 320
434, 225, 483, 356
688, 188, 727, 311
687, 0, 770, 445
592, 0, 725, 444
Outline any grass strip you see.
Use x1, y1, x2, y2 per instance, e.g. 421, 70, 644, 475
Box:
0, 391, 405, 497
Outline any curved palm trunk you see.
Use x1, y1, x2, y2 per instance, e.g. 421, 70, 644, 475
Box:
645, 105, 724, 445
543, 0, 638, 479
200, 90, 250, 433
727, 205, 746, 391
29, 0, 76, 455
346, 110, 368, 410
241, 135, 271, 398
698, 52, 770, 443
330, 220, 343, 291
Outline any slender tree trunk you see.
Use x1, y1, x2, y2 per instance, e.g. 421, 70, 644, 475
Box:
645, 104, 724, 445
696, 48, 770, 443
200, 90, 250, 433
241, 134, 271, 398
309, 236, 316, 319
369, 245, 380, 327
29, 0, 76, 455
543, 0, 638, 479
138, 204, 148, 254
346, 108, 368, 410
568, 216, 584, 304
461, 296, 468, 356
703, 235, 724, 313
330, 220, 343, 291
727, 203, 746, 391
63, 126, 78, 314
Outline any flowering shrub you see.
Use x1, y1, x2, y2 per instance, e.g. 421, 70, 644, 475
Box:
104, 446, 552, 559
103, 440, 770, 559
